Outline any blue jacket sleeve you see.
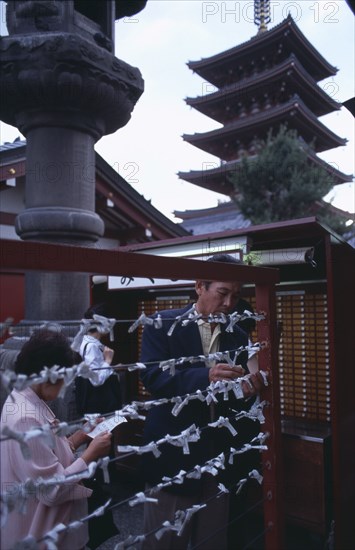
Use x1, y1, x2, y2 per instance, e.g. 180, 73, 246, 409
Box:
140, 321, 210, 399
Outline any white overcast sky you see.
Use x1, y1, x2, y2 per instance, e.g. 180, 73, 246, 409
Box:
1, 1, 354, 221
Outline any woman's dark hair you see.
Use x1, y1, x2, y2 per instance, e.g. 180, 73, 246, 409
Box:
15, 329, 75, 376
84, 303, 108, 333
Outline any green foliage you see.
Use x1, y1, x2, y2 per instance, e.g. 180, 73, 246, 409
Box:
229, 126, 341, 229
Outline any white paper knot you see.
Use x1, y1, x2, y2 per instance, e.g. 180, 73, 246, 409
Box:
71, 315, 116, 352
129, 492, 158, 507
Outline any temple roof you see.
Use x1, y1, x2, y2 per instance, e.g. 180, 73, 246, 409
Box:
173, 201, 354, 238
187, 16, 337, 87
182, 96, 347, 159
174, 201, 251, 235
186, 54, 341, 123
0, 140, 188, 243
178, 150, 353, 196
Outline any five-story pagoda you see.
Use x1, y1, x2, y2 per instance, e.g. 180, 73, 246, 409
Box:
178, 2, 352, 198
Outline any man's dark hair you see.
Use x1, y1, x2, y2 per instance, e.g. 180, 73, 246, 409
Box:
202, 253, 242, 289
15, 329, 75, 376
206, 253, 242, 264
205, 254, 256, 334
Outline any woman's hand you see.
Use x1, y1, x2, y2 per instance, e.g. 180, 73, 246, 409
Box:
81, 432, 112, 464
103, 346, 114, 365
68, 417, 105, 450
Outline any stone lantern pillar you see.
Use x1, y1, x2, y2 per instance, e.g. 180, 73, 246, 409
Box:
0, 0, 146, 320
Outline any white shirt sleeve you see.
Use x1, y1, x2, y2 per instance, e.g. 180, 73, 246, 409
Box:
83, 341, 113, 385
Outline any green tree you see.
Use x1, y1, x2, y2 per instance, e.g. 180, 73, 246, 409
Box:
229, 126, 348, 233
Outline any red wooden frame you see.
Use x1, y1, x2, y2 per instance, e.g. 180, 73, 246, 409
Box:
1, 238, 283, 549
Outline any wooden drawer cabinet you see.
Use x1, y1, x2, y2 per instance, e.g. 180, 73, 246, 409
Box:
282, 426, 332, 534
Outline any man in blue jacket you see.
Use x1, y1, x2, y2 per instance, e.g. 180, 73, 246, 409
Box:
140, 254, 266, 549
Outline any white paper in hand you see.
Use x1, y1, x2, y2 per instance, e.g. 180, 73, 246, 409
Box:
87, 415, 127, 438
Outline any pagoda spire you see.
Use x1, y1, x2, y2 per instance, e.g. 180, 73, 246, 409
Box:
254, 0, 271, 33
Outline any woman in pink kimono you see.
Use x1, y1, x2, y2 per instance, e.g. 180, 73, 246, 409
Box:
0, 329, 112, 550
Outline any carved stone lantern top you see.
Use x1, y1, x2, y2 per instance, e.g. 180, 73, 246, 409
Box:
1, 0, 147, 137
5, 0, 147, 52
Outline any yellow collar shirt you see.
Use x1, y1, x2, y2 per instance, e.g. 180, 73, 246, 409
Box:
197, 319, 221, 364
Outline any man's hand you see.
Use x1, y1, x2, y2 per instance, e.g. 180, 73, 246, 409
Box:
241, 371, 268, 398
208, 364, 269, 398
209, 363, 245, 383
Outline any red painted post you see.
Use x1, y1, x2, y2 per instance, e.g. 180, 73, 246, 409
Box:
255, 283, 285, 550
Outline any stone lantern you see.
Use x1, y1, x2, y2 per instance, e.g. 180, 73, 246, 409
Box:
0, 0, 147, 320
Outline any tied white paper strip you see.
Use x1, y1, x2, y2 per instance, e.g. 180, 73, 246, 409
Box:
181, 310, 203, 326
208, 312, 228, 325
41, 522, 67, 550
0, 361, 107, 399
127, 362, 146, 372
118, 441, 161, 458
251, 431, 270, 446
161, 470, 187, 487
235, 478, 248, 494
208, 416, 238, 436
249, 469, 263, 484
162, 425, 200, 455
16, 499, 113, 550
128, 313, 162, 334
228, 443, 268, 465
225, 310, 265, 333
71, 314, 117, 352
167, 306, 196, 336
218, 482, 229, 495
8, 441, 267, 546
11, 535, 39, 550
120, 421, 267, 495
158, 344, 264, 376
41, 499, 112, 550
0, 460, 103, 523
177, 504, 206, 536
259, 370, 269, 387
128, 492, 159, 507
119, 404, 146, 421
0, 343, 263, 399
1, 424, 55, 459
155, 503, 208, 540
204, 453, 226, 476
118, 424, 201, 458
1, 398, 267, 463
166, 307, 264, 336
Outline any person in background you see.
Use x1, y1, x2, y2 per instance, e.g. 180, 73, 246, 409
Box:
74, 305, 121, 416
72, 305, 122, 547
0, 329, 112, 550
139, 254, 267, 550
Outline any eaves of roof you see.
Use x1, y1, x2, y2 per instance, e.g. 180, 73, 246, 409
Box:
119, 217, 351, 253
0, 139, 26, 161
185, 54, 341, 120
0, 140, 188, 239
183, 96, 347, 154
95, 153, 188, 238
188, 16, 337, 84
178, 150, 352, 188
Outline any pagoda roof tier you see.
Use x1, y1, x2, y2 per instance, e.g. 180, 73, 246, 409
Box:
178, 151, 353, 196
182, 97, 347, 159
186, 54, 341, 123
187, 16, 337, 87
